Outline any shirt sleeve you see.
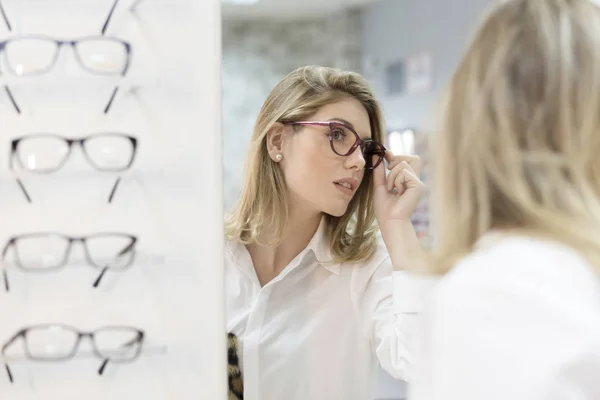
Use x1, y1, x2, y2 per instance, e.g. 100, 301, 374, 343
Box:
352, 255, 439, 382
409, 251, 600, 400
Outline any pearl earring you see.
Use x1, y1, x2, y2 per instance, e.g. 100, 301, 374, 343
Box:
275, 154, 283, 161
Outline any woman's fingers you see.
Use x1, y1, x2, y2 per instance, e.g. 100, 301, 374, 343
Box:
398, 168, 423, 191
386, 154, 421, 177
386, 161, 414, 192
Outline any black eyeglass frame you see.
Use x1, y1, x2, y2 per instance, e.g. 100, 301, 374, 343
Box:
1, 232, 138, 291
9, 133, 138, 204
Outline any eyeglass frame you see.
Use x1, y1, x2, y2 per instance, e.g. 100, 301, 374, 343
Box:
281, 120, 387, 170
0, 0, 152, 116
9, 133, 138, 204
0, 34, 131, 115
0, 0, 130, 115
1, 232, 138, 292
0, 35, 132, 77
1, 323, 145, 383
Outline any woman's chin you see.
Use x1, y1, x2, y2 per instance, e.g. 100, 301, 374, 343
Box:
323, 203, 350, 218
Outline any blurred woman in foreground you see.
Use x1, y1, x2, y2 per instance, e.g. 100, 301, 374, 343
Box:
410, 0, 600, 398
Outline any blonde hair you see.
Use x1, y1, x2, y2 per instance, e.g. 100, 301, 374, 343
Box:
431, 0, 600, 274
225, 65, 385, 263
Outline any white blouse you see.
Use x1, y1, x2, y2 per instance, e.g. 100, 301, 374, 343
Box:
409, 234, 600, 400
225, 220, 436, 400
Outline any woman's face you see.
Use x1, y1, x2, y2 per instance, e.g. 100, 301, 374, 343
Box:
277, 98, 372, 217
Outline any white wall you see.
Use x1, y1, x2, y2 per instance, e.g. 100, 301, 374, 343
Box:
361, 0, 493, 129
0, 0, 224, 398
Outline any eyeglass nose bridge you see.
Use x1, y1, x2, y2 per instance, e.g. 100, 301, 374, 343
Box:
65, 138, 85, 146
78, 331, 94, 340
70, 331, 102, 357
67, 236, 88, 245
343, 139, 386, 170
331, 129, 382, 169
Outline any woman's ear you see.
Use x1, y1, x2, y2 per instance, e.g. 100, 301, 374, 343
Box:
266, 122, 286, 162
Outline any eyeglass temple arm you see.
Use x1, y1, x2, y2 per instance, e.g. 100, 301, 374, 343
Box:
1, 270, 8, 292
104, 86, 119, 114
8, 155, 32, 203
101, 0, 119, 35
15, 179, 31, 202
98, 0, 121, 116
0, 1, 12, 31
92, 240, 135, 288
2, 329, 24, 384
4, 86, 21, 114
97, 334, 142, 375
0, 56, 21, 115
3, 362, 12, 383
92, 267, 109, 288
108, 177, 121, 203
1, 238, 12, 292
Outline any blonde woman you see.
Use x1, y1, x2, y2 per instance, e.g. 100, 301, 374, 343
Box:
225, 65, 434, 400
409, 0, 600, 399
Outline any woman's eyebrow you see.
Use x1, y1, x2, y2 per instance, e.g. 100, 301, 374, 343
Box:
327, 118, 372, 139
327, 117, 354, 128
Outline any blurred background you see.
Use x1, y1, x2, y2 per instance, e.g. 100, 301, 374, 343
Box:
222, 0, 493, 398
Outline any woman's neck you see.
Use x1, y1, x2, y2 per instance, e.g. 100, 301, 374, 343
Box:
247, 204, 322, 286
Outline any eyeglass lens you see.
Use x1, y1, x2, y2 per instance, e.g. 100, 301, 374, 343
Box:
361, 140, 385, 170
329, 123, 384, 169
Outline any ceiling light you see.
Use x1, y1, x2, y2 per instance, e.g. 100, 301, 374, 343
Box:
388, 129, 415, 155
222, 0, 261, 4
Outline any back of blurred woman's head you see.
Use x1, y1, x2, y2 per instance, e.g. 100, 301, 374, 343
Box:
432, 0, 600, 273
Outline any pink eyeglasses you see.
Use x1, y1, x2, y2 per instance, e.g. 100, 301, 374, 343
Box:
283, 121, 386, 170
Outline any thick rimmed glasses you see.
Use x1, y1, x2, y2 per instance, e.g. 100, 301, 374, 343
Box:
1, 232, 137, 291
9, 133, 138, 203
2, 324, 144, 383
283, 121, 387, 170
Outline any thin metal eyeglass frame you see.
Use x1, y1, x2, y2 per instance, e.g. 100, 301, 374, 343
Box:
1, 232, 137, 292
9, 133, 138, 204
283, 121, 387, 170
1, 324, 144, 383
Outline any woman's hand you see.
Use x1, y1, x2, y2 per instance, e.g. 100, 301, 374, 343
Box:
372, 151, 427, 272
372, 151, 425, 226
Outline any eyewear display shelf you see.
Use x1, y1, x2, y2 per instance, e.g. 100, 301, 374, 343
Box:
0, 1, 225, 399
